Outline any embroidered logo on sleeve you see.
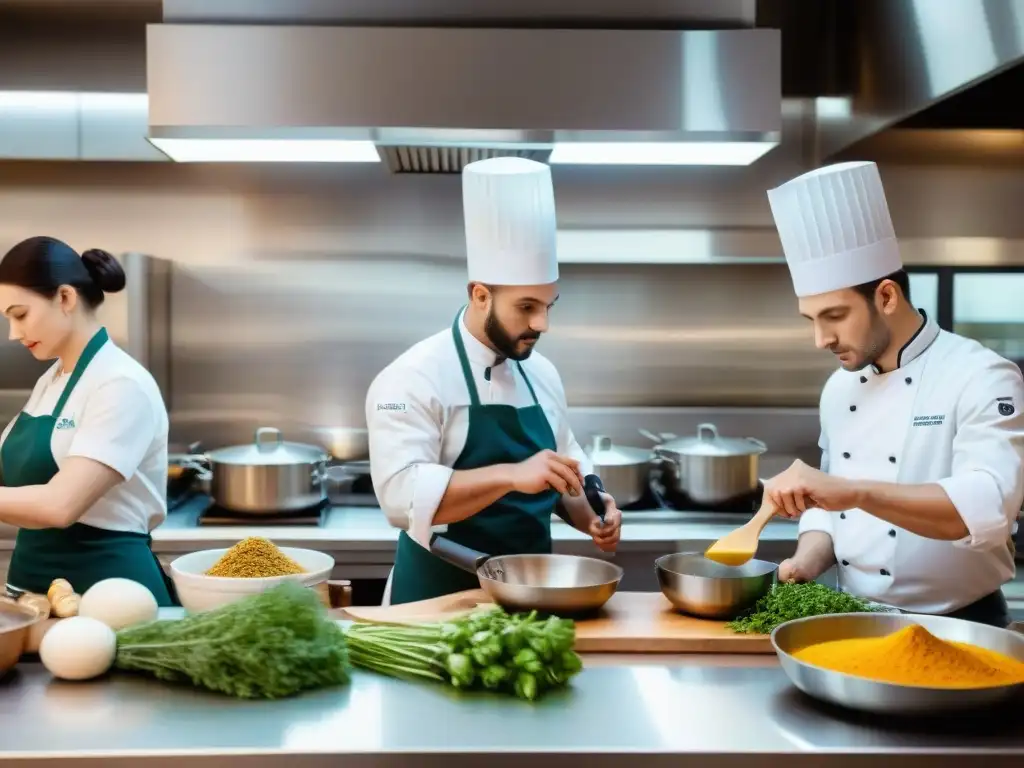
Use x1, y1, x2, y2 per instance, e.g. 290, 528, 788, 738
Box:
912, 414, 945, 427
997, 397, 1015, 417
55, 417, 76, 430
376, 403, 407, 412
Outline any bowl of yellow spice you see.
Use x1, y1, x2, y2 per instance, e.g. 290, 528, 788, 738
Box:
772, 612, 1024, 715
169, 538, 335, 613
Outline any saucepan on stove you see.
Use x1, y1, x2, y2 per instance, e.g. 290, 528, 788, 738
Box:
430, 536, 624, 615
312, 426, 369, 462
170, 428, 331, 515
640, 423, 767, 506
585, 435, 657, 508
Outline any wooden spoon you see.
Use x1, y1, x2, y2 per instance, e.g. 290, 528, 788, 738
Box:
704, 499, 778, 566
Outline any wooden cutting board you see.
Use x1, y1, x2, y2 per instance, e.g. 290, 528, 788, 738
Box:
341, 590, 773, 654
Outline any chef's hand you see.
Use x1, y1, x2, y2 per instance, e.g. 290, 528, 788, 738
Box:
589, 493, 622, 553
778, 558, 812, 584
764, 459, 859, 519
510, 450, 585, 497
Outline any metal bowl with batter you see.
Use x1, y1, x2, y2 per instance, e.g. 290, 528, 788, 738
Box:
771, 612, 1024, 715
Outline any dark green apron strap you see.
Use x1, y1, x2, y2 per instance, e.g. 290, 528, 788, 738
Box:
52, 328, 109, 417
450, 307, 481, 407
515, 362, 541, 405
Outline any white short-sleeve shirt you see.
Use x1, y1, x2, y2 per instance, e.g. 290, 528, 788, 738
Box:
0, 339, 169, 534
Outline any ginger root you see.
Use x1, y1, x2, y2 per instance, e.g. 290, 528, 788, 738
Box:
47, 579, 81, 618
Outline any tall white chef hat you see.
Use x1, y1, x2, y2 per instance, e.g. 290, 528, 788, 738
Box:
767, 161, 902, 298
462, 157, 559, 286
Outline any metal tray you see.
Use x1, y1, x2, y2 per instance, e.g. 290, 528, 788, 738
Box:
771, 612, 1024, 715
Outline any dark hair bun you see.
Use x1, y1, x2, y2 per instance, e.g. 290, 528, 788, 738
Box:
81, 249, 126, 294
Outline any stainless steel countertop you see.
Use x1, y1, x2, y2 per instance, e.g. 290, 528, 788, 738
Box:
1, 649, 1022, 767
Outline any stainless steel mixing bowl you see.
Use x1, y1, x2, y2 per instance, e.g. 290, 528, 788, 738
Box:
0, 598, 39, 677
772, 612, 1024, 715
654, 552, 777, 619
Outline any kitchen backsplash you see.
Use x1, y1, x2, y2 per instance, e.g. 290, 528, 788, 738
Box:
2, 157, 1024, 454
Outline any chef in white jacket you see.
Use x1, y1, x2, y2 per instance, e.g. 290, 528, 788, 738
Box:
366, 157, 622, 606
763, 161, 1024, 627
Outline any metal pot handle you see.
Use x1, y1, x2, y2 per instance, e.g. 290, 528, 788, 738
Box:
591, 434, 613, 452
255, 427, 283, 451
697, 423, 720, 441
430, 535, 491, 575
175, 456, 212, 481
746, 437, 768, 452
311, 463, 328, 485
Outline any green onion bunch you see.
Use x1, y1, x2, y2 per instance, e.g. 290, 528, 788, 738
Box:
345, 606, 583, 701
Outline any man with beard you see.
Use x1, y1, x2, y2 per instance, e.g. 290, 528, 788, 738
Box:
366, 157, 622, 606
763, 161, 1024, 627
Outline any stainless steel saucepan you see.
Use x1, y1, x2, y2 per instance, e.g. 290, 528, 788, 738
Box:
585, 435, 656, 507
430, 537, 623, 615
641, 423, 767, 506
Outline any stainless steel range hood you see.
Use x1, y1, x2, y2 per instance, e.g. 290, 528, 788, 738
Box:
146, 25, 781, 171
814, 0, 1024, 162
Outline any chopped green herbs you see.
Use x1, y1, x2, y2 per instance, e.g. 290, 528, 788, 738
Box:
727, 582, 881, 634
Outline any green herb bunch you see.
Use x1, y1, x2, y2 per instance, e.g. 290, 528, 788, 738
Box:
727, 581, 881, 634
345, 606, 583, 701
114, 582, 351, 698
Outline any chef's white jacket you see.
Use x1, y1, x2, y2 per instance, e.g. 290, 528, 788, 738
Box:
799, 314, 1024, 614
365, 310, 594, 549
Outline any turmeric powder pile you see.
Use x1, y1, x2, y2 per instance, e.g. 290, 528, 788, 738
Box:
794, 624, 1024, 689
205, 537, 306, 578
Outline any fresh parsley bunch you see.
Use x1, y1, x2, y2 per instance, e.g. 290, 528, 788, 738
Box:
727, 581, 880, 634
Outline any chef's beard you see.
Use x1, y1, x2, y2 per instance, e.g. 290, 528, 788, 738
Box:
837, 312, 892, 371
485, 307, 541, 361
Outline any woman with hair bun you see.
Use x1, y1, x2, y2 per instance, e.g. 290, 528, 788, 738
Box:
0, 236, 175, 606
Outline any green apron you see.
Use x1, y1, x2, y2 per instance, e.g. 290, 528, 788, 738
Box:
1, 328, 176, 606
389, 309, 561, 605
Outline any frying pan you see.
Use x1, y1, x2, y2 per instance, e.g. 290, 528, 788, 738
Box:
429, 475, 623, 615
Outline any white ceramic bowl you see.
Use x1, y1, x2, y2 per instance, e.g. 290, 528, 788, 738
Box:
169, 546, 335, 613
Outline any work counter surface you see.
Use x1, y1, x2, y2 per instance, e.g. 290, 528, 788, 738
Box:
1, 650, 1022, 767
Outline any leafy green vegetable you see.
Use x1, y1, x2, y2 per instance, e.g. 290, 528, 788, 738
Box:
114, 582, 350, 699
727, 581, 881, 634
345, 606, 582, 701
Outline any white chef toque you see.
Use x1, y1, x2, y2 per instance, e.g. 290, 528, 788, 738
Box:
462, 157, 559, 286
767, 161, 903, 298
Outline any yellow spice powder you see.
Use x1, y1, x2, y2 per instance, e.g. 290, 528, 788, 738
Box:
793, 624, 1024, 689
205, 537, 306, 578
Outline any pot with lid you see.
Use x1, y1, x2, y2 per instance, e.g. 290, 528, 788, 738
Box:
205, 427, 330, 514
641, 423, 766, 506
586, 435, 655, 508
